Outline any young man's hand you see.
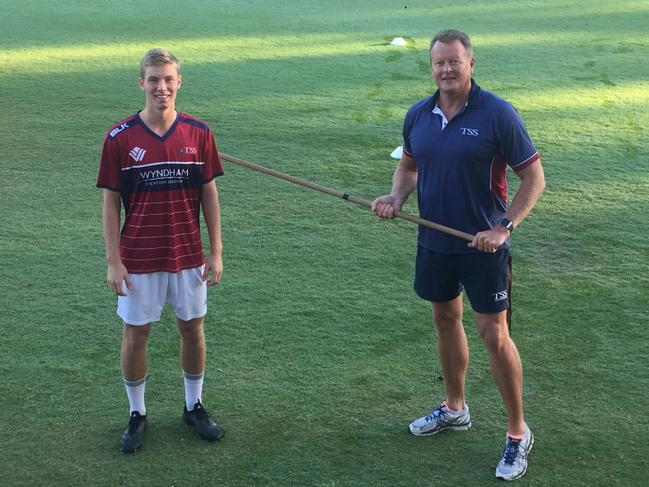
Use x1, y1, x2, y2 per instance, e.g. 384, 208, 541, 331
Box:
202, 253, 223, 286
107, 261, 132, 296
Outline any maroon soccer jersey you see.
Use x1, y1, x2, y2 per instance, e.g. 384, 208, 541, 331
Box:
97, 112, 224, 274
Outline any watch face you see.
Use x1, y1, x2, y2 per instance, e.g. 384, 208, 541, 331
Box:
500, 218, 513, 231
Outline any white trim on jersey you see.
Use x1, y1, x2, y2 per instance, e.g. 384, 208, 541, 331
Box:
122, 161, 206, 171
121, 241, 199, 251
122, 249, 204, 262
128, 220, 196, 229
127, 208, 195, 218
121, 229, 201, 240
129, 198, 198, 207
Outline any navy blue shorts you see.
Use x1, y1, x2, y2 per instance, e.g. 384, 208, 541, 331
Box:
414, 245, 512, 314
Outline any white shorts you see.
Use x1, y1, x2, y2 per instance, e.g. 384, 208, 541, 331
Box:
117, 265, 208, 326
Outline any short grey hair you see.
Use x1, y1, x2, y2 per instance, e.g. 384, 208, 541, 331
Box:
429, 29, 473, 55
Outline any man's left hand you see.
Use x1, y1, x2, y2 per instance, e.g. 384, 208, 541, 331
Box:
468, 226, 510, 253
203, 253, 223, 286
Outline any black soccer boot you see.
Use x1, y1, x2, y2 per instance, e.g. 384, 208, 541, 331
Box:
183, 399, 223, 441
120, 411, 147, 453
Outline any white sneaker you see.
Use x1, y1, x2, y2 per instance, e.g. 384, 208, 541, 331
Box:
408, 402, 471, 436
495, 428, 534, 481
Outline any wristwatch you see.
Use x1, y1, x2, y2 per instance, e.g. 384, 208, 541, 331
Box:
499, 218, 514, 233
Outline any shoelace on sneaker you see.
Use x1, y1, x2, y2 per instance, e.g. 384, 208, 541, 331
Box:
191, 404, 210, 422
425, 404, 448, 423
126, 413, 143, 433
502, 439, 522, 465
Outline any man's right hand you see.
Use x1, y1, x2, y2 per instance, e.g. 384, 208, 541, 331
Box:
371, 195, 404, 219
107, 261, 132, 296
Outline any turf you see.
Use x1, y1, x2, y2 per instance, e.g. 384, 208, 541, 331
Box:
1, 0, 648, 485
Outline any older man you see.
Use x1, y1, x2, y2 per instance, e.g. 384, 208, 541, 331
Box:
372, 29, 545, 481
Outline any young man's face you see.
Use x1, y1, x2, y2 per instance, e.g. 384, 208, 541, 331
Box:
139, 63, 181, 111
430, 40, 474, 97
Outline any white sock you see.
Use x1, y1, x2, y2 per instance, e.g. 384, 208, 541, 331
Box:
184, 370, 204, 411
124, 376, 146, 415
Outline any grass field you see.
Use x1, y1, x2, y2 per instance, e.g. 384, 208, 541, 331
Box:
1, 0, 648, 485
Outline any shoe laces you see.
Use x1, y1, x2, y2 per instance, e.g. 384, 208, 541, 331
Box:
191, 401, 210, 421
126, 412, 144, 433
425, 403, 448, 423
502, 438, 522, 465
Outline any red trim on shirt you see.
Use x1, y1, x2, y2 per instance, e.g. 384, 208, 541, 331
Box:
512, 152, 540, 173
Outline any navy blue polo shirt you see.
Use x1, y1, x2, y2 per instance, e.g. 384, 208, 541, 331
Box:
403, 80, 540, 253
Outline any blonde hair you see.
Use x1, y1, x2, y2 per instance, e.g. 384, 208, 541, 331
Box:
139, 48, 180, 78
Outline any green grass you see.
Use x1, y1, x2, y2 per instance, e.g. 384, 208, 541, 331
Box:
1, 0, 648, 485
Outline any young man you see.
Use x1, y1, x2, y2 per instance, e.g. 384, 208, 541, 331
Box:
372, 30, 545, 481
97, 48, 225, 452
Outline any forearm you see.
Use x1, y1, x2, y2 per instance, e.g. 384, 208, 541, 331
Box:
102, 190, 122, 264
201, 181, 223, 255
390, 156, 418, 203
506, 162, 546, 227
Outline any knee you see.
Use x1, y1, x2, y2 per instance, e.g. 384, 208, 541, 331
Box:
434, 310, 462, 333
123, 325, 150, 352
178, 320, 204, 344
477, 324, 511, 353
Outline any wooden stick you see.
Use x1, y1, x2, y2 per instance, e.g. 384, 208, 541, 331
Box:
220, 153, 475, 242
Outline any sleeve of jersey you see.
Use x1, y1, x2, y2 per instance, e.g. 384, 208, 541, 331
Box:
402, 106, 416, 158
96, 135, 122, 191
202, 129, 225, 183
498, 103, 540, 173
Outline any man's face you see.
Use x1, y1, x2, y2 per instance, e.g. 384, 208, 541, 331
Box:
430, 40, 474, 96
139, 63, 181, 111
